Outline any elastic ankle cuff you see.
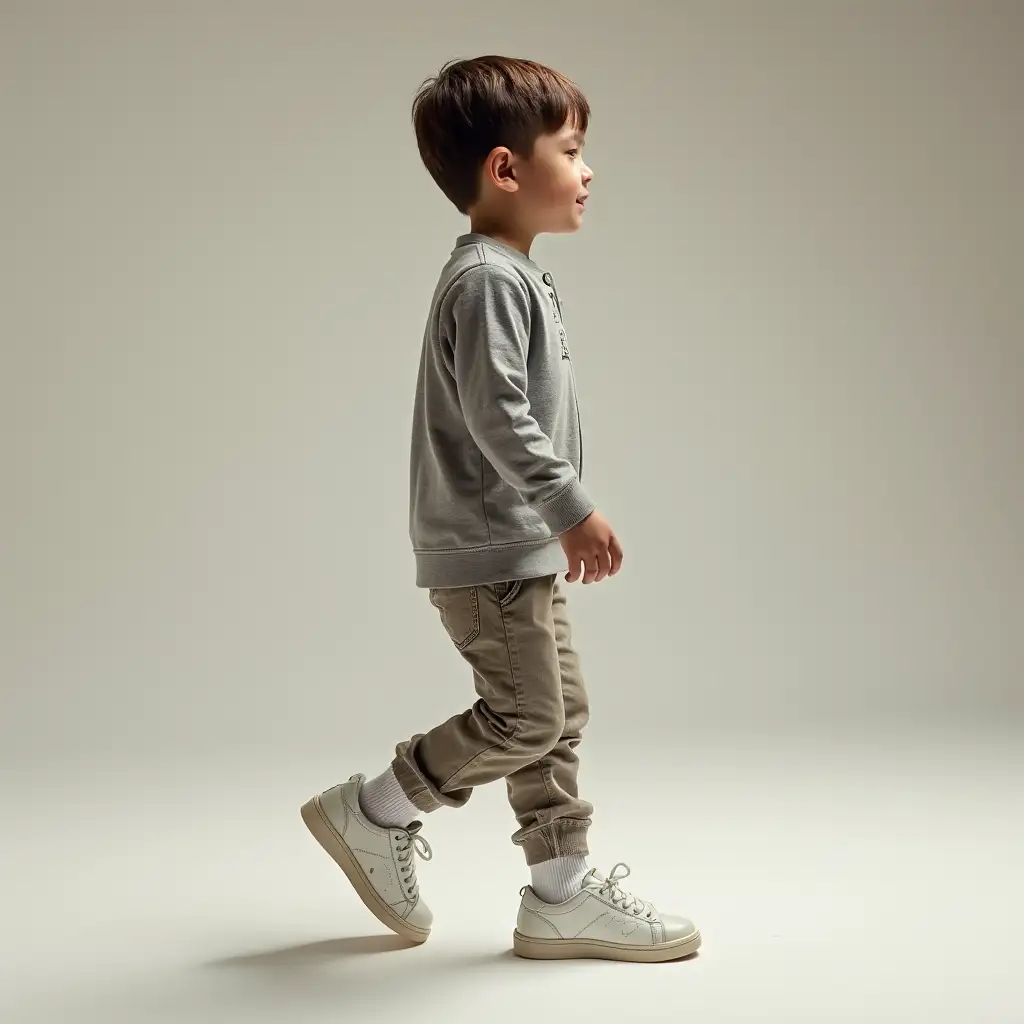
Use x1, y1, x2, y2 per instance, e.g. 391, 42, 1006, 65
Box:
515, 819, 591, 867
391, 750, 448, 814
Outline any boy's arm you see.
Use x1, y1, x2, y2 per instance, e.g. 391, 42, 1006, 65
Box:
449, 264, 595, 536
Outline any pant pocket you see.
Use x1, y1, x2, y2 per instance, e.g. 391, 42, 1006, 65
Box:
428, 586, 481, 650
494, 579, 524, 608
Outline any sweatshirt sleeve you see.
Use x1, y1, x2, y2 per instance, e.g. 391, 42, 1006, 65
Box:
448, 265, 595, 536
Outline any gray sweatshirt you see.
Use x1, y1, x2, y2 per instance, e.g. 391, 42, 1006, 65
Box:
409, 233, 595, 588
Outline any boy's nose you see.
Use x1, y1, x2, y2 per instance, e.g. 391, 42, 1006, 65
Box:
582, 163, 594, 184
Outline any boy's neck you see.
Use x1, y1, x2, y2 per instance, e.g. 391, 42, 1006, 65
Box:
467, 218, 535, 258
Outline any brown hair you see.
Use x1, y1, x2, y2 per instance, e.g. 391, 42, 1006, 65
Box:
412, 56, 590, 214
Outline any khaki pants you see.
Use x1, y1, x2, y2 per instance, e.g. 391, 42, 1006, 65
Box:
392, 575, 593, 866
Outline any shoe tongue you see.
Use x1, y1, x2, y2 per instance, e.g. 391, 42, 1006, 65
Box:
582, 867, 605, 889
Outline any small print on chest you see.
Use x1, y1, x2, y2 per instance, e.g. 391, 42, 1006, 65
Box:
548, 289, 571, 359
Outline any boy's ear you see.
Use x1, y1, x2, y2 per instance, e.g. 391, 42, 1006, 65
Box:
486, 147, 519, 193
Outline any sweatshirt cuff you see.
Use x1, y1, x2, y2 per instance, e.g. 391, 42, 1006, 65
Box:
534, 478, 596, 536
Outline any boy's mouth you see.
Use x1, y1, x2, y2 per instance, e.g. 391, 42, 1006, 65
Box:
576, 194, 588, 208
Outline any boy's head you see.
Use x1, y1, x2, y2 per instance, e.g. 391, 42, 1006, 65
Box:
412, 56, 593, 241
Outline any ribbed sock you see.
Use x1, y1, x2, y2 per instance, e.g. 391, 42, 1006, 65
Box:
530, 855, 591, 905
358, 767, 420, 830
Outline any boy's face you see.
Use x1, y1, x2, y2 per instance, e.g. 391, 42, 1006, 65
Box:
515, 120, 593, 235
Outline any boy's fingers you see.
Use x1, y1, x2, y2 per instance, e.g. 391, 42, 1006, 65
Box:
609, 535, 624, 575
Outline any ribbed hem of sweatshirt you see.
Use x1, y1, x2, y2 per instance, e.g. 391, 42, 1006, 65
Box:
413, 482, 594, 590
415, 537, 569, 590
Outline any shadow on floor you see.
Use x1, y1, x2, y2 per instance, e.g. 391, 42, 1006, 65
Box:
206, 934, 416, 967
205, 935, 696, 972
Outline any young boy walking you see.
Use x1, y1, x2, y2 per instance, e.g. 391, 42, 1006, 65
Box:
301, 56, 701, 963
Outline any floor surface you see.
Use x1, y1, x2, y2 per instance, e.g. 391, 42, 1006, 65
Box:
3, 722, 1022, 1023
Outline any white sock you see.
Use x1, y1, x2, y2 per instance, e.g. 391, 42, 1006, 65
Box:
358, 767, 420, 829
530, 855, 591, 905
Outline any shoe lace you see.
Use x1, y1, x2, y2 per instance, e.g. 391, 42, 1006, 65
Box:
597, 863, 654, 919
395, 825, 432, 900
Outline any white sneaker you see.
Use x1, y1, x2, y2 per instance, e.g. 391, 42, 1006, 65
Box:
514, 863, 701, 962
300, 774, 433, 944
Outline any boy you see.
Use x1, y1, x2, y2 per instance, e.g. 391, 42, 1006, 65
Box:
301, 56, 701, 963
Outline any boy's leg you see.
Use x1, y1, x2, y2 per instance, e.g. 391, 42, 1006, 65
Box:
391, 576, 592, 859
505, 580, 594, 870
503, 595, 702, 964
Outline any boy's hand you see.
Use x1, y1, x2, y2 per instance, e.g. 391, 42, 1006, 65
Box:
560, 511, 624, 584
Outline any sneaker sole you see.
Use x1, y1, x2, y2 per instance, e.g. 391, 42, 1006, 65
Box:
300, 795, 430, 946
512, 928, 701, 963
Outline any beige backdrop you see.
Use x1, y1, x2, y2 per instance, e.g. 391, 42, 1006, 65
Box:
3, 5, 1024, 1024
2, 1, 1021, 770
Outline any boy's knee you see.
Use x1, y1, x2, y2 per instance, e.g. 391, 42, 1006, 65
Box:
515, 709, 566, 761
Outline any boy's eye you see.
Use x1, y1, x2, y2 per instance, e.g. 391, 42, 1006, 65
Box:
567, 148, 579, 157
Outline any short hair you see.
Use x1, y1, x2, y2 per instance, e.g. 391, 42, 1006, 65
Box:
412, 56, 590, 215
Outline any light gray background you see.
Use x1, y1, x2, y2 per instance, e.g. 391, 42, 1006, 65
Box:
2, 2, 1022, 1022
